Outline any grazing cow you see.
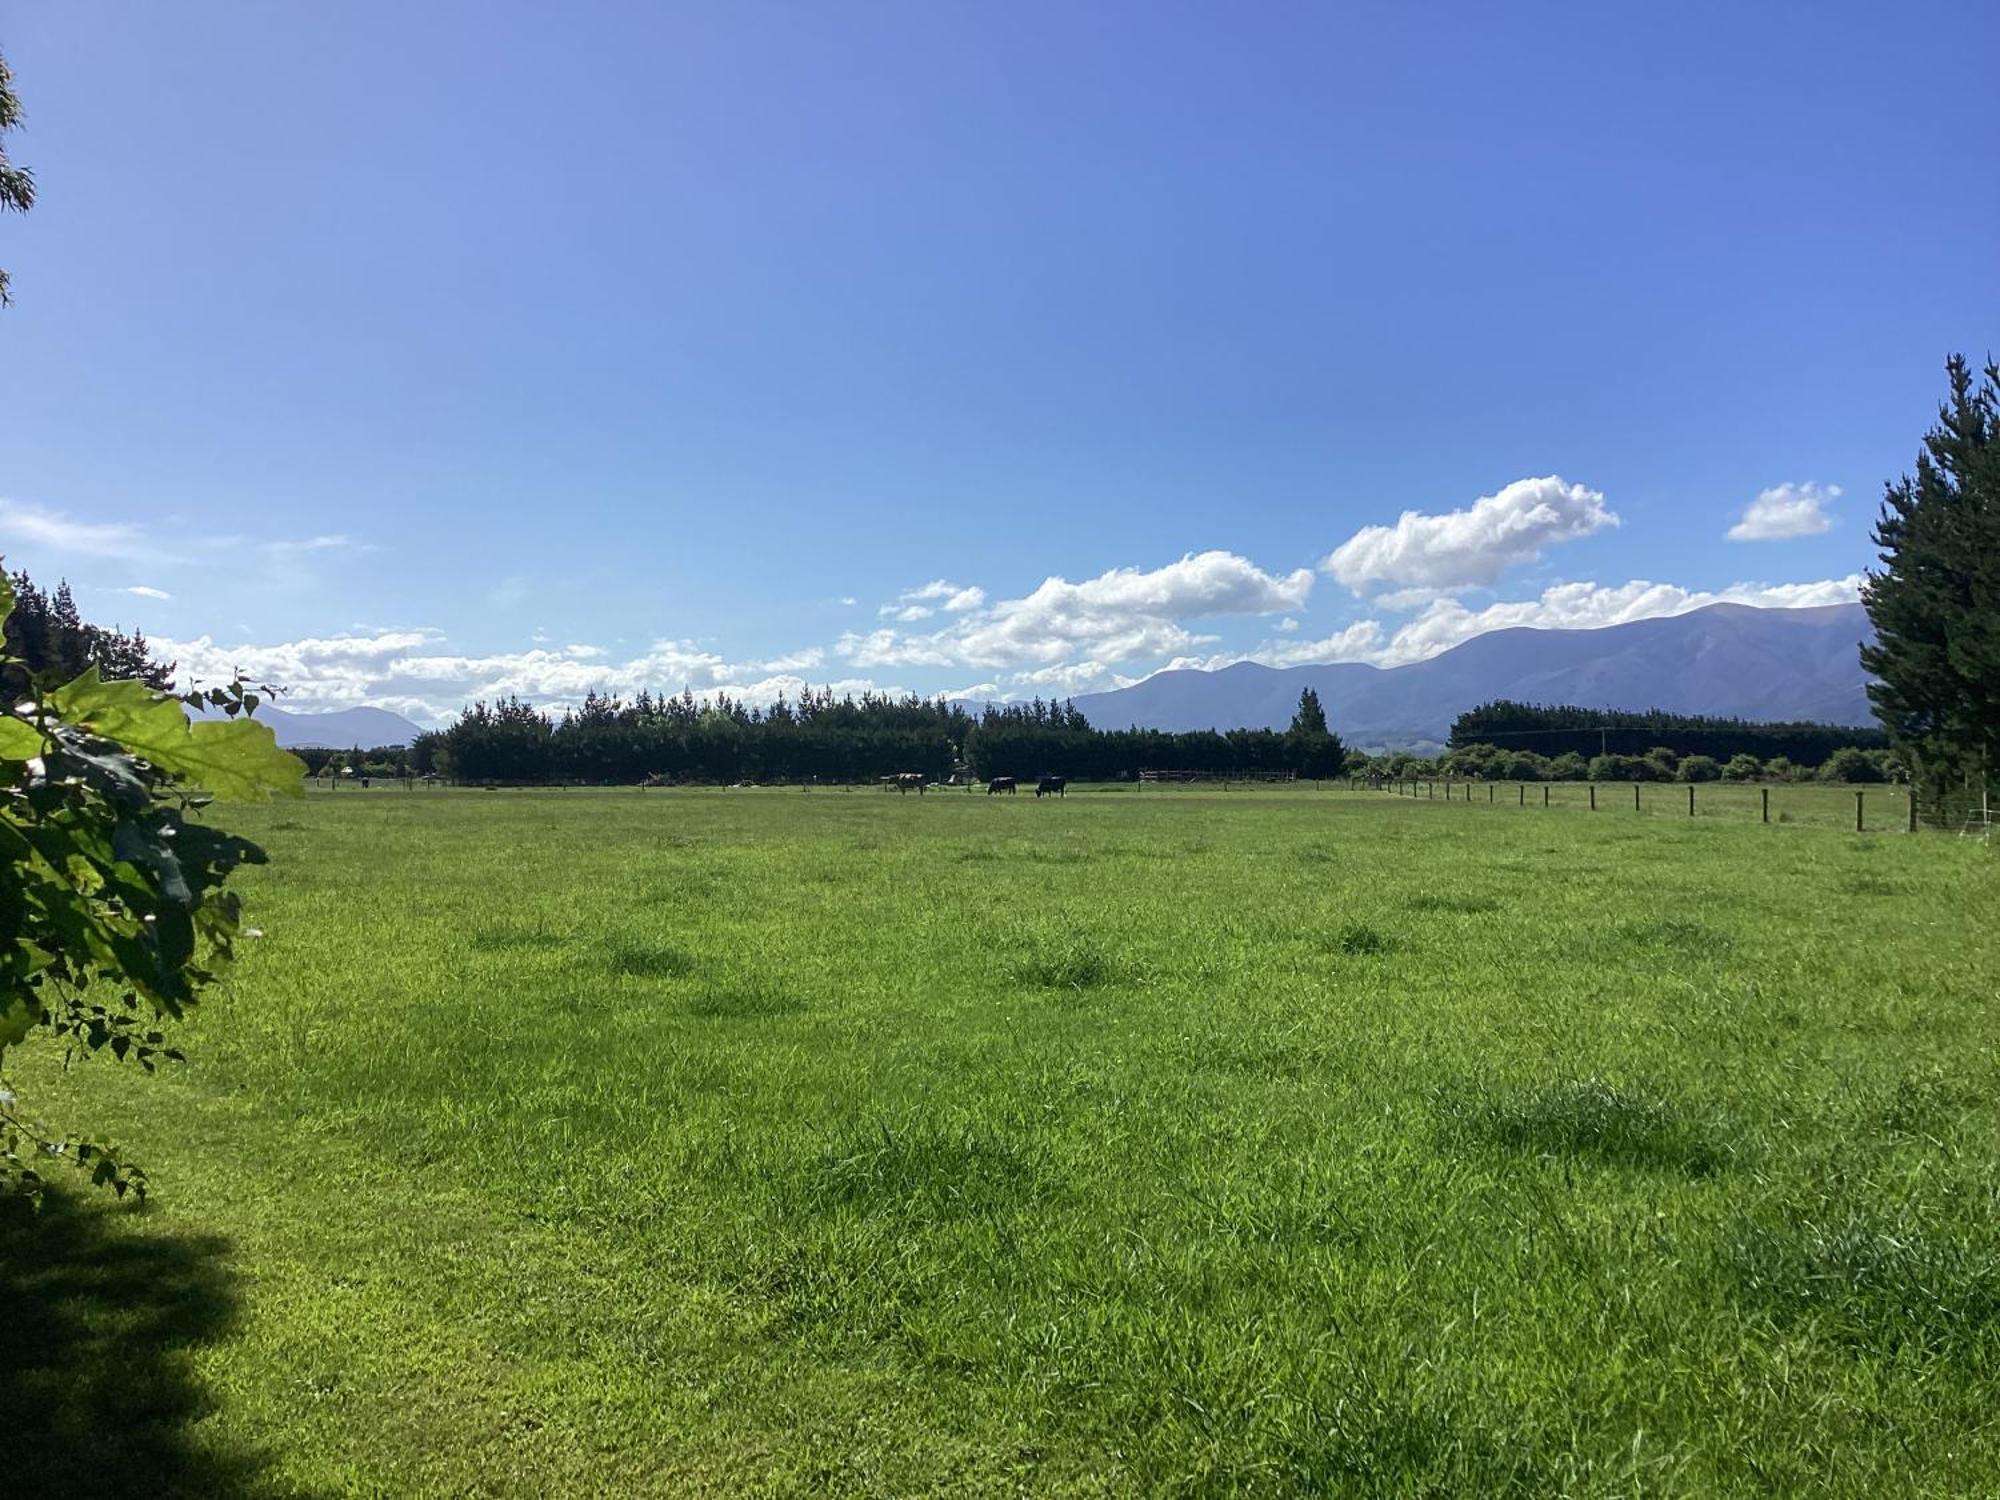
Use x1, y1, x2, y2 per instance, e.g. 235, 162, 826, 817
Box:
1036, 775, 1066, 799
893, 772, 926, 796
987, 776, 1018, 796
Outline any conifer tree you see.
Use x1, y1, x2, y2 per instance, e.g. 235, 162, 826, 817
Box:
1860, 355, 2000, 816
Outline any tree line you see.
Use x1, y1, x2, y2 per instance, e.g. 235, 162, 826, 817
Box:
1371, 741, 1902, 786
1447, 700, 1889, 766
419, 687, 1348, 784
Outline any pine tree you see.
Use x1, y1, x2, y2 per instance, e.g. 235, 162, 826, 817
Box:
1286, 687, 1345, 779
1289, 687, 1330, 737
1860, 355, 2000, 819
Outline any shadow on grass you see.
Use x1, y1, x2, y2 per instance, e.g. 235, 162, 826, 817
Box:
0, 1191, 292, 1498
1432, 1074, 1727, 1176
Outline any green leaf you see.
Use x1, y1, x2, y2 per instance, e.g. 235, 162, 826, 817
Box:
50, 669, 305, 800
0, 713, 43, 760
0, 571, 13, 634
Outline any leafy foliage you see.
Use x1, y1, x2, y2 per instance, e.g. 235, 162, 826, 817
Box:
1861, 354, 2000, 820
0, 576, 303, 1201
0, 48, 33, 308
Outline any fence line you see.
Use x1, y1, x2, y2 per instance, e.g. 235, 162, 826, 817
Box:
1375, 777, 1924, 833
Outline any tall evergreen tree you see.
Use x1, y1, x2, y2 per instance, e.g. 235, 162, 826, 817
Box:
1860, 355, 2000, 817
1286, 686, 1346, 779
1, 569, 176, 695
1289, 687, 1330, 737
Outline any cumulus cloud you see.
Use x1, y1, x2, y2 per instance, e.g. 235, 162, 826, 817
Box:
1172, 619, 1387, 672
1323, 476, 1615, 593
1152, 573, 1864, 680
1728, 482, 1839, 542
125, 585, 172, 600
904, 579, 986, 612
849, 551, 1311, 675
154, 628, 879, 723
1372, 574, 1864, 666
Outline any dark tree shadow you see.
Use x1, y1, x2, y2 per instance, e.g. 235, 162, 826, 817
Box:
0, 1189, 302, 1498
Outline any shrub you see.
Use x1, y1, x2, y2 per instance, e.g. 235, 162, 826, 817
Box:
1819, 746, 1886, 783
1549, 752, 1589, 781
1588, 753, 1648, 782
1722, 753, 1763, 782
1677, 754, 1721, 782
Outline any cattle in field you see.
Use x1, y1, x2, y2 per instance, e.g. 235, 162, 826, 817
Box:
987, 776, 1018, 795
1036, 775, 1066, 798
891, 772, 926, 795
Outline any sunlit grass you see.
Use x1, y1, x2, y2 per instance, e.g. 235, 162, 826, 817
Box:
6, 784, 1995, 1495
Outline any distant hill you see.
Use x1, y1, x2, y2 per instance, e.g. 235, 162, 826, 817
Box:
248, 704, 426, 749
1070, 602, 1876, 750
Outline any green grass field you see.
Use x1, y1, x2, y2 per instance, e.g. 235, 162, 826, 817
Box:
5, 786, 1996, 1496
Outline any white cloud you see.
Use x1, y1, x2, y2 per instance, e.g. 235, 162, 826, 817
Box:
155, 628, 868, 723
905, 579, 987, 612
125, 585, 172, 600
1728, 482, 1839, 542
1173, 619, 1387, 672
0, 499, 149, 559
1006, 660, 1140, 695
1372, 574, 1865, 666
1276, 617, 1299, 633
882, 579, 986, 619
1323, 476, 1616, 593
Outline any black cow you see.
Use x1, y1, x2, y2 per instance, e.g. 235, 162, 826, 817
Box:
893, 772, 926, 796
1036, 776, 1066, 798
987, 776, 1018, 796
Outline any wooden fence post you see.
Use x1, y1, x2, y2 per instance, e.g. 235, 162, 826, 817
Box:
1856, 789, 1864, 833
1589, 784, 1597, 811
1761, 787, 1769, 824
1519, 783, 1525, 806
1543, 785, 1550, 808
1489, 783, 1495, 803
1688, 785, 1696, 817
1908, 788, 1918, 833
1634, 784, 1641, 812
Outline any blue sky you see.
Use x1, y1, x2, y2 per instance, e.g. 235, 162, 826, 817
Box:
1, 2, 1994, 723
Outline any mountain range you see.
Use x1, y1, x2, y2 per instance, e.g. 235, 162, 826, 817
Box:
250, 704, 428, 749
1070, 602, 1876, 749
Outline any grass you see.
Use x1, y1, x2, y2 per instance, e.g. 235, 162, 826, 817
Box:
3, 783, 1996, 1496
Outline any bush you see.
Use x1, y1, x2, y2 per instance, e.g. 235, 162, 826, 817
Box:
1589, 753, 1649, 782
1764, 756, 1800, 783
1549, 752, 1589, 781
1819, 746, 1886, 783
1677, 754, 1721, 782
1722, 753, 1763, 782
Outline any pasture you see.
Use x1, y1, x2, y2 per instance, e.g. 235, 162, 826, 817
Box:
5, 786, 1996, 1496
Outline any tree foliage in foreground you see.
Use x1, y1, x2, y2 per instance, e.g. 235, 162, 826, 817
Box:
0, 48, 34, 307
0, 576, 304, 1202
1862, 355, 2000, 819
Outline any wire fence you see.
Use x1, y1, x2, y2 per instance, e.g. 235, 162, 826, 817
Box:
1373, 777, 1930, 833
